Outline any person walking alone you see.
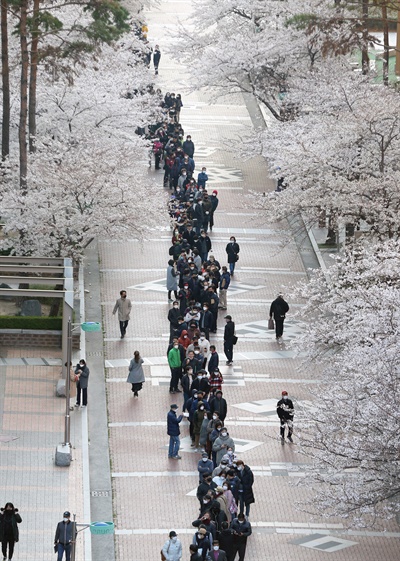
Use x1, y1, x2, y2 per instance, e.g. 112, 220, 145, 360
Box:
74, 359, 89, 408
153, 44, 161, 74
0, 503, 22, 561
112, 290, 132, 339
54, 511, 74, 561
127, 351, 145, 397
167, 404, 183, 459
277, 390, 294, 443
225, 237, 240, 276
269, 293, 289, 340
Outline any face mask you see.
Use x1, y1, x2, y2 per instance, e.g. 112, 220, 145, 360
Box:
283, 396, 288, 400
238, 466, 243, 471
230, 239, 234, 243
202, 457, 208, 462
213, 546, 219, 551
173, 304, 178, 308
198, 534, 204, 539
238, 519, 245, 524
223, 485, 228, 491
174, 345, 179, 349
203, 499, 210, 503
212, 415, 217, 420
200, 406, 204, 410
171, 537, 177, 543
217, 427, 221, 431
63, 518, 69, 522
80, 363, 84, 367
202, 169, 206, 173
182, 173, 186, 177
221, 432, 227, 437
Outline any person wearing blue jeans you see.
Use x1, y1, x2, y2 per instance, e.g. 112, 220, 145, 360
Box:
167, 404, 183, 459
54, 511, 74, 561
226, 237, 240, 276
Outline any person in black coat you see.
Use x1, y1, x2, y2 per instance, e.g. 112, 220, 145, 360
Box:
236, 461, 255, 517
223, 315, 235, 366
183, 135, 195, 158
189, 544, 202, 561
168, 301, 181, 342
269, 293, 289, 339
153, 44, 161, 74
210, 390, 227, 422
74, 359, 89, 407
218, 522, 233, 561
225, 237, 240, 276
0, 503, 22, 561
230, 514, 252, 561
199, 304, 213, 340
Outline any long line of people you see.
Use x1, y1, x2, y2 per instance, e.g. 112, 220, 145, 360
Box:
162, 105, 253, 561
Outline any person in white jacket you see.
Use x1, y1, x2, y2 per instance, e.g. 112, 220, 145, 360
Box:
162, 531, 182, 561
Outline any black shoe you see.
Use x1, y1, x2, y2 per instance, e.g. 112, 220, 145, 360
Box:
134, 392, 138, 397
280, 436, 285, 445
169, 390, 175, 394
121, 334, 124, 339
174, 388, 182, 393
287, 435, 293, 443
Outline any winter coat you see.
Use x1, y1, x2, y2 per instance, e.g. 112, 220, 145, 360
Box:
213, 434, 235, 465
153, 49, 161, 65
230, 518, 252, 542
74, 364, 90, 389
224, 321, 235, 343
197, 171, 208, 188
210, 195, 219, 212
219, 272, 231, 290
226, 242, 240, 264
168, 347, 182, 368
167, 410, 183, 436
238, 465, 255, 505
167, 265, 179, 291
199, 235, 212, 253
216, 494, 231, 523
202, 198, 213, 216
162, 538, 182, 561
210, 395, 227, 421
200, 416, 210, 446
269, 296, 289, 320
127, 358, 145, 384
112, 297, 132, 321
194, 406, 207, 435
168, 307, 181, 329
183, 140, 195, 158
208, 352, 219, 374
198, 457, 213, 478
0, 509, 22, 542
54, 519, 74, 545
276, 398, 294, 421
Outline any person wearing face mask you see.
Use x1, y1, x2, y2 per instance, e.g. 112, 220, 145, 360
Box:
167, 260, 179, 303
225, 236, 240, 276
168, 301, 181, 342
199, 229, 212, 263
54, 511, 74, 561
188, 199, 204, 236
210, 390, 227, 422
181, 366, 193, 410
230, 514, 252, 561
223, 315, 235, 366
199, 304, 213, 341
269, 293, 290, 340
235, 461, 255, 517
222, 481, 238, 518
213, 429, 235, 465
112, 289, 132, 339
192, 249, 202, 271
218, 266, 231, 311
183, 135, 195, 158
207, 539, 228, 561
127, 351, 145, 397
197, 167, 208, 189
208, 190, 219, 232
208, 346, 219, 376
168, 341, 183, 394
161, 530, 182, 561
198, 452, 213, 483
193, 401, 208, 451
192, 527, 211, 561
74, 359, 89, 408
202, 194, 213, 232
205, 286, 219, 333
197, 476, 216, 506
199, 332, 211, 366
277, 390, 294, 443
167, 405, 184, 459
0, 503, 22, 561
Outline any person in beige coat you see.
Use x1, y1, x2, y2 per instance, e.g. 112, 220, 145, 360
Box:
112, 290, 132, 339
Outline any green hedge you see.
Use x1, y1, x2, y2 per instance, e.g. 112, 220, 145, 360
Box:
0, 316, 62, 330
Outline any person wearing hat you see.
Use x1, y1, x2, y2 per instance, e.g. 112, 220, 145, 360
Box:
161, 530, 182, 561
223, 315, 235, 366
167, 404, 183, 459
269, 293, 289, 340
210, 390, 227, 422
54, 511, 74, 561
276, 391, 294, 443
209, 191, 219, 231
192, 527, 212, 560
198, 452, 213, 483
0, 503, 22, 561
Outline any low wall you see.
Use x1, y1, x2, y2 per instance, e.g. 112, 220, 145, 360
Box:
0, 329, 80, 349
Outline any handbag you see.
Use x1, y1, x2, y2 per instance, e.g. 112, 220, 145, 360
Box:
234, 254, 239, 262
268, 318, 275, 330
161, 540, 170, 561
232, 335, 238, 345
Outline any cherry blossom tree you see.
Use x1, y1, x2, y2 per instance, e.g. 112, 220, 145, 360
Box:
293, 240, 400, 525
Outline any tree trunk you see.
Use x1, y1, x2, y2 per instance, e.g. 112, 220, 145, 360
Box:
19, 0, 29, 191
1, 0, 10, 160
29, 0, 40, 153
361, 0, 369, 74
381, 2, 389, 86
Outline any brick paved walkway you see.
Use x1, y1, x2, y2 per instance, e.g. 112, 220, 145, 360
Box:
101, 2, 400, 561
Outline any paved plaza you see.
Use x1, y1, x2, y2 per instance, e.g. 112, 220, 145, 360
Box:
0, 1, 400, 561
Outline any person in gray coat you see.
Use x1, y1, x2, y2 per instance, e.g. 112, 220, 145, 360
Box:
127, 351, 145, 397
112, 290, 132, 339
74, 359, 89, 408
167, 259, 179, 302
213, 430, 235, 465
